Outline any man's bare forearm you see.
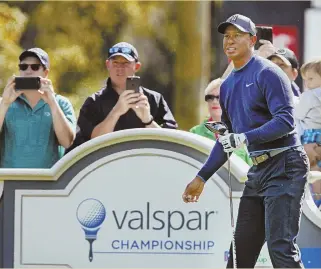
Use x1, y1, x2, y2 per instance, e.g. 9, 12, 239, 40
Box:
0, 99, 10, 133
49, 100, 75, 148
91, 108, 121, 139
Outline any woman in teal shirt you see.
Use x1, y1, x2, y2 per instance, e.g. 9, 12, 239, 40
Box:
190, 78, 253, 167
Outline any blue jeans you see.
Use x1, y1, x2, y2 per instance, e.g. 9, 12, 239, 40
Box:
227, 146, 309, 268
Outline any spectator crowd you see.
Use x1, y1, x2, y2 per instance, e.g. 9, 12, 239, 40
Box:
0, 38, 320, 209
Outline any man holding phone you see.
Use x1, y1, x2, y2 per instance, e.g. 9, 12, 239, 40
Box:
66, 42, 177, 152
0, 48, 76, 168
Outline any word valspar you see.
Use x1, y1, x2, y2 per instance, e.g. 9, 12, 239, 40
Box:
111, 202, 218, 237
111, 239, 215, 251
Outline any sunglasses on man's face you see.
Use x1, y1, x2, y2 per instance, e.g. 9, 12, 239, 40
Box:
108, 47, 138, 61
18, 64, 43, 71
205, 94, 220, 102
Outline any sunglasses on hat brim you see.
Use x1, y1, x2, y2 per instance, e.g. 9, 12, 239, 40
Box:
108, 47, 138, 61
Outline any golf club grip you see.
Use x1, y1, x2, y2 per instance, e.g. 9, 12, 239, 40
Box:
230, 134, 236, 148
232, 232, 237, 269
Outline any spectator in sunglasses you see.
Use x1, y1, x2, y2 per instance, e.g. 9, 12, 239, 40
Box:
189, 78, 252, 167
0, 48, 76, 168
66, 42, 177, 153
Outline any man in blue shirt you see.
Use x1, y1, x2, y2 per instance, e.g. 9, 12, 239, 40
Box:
182, 14, 309, 268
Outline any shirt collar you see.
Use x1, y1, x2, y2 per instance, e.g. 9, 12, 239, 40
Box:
102, 78, 118, 98
233, 55, 254, 72
17, 94, 46, 111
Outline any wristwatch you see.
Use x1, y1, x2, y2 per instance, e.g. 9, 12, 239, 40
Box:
142, 116, 154, 126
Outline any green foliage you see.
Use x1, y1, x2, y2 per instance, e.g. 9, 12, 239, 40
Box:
0, 1, 212, 126
0, 3, 27, 89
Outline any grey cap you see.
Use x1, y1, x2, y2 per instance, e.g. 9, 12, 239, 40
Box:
267, 48, 299, 69
19, 48, 50, 69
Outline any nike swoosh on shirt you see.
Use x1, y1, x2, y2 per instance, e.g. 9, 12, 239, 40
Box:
246, 83, 254, 87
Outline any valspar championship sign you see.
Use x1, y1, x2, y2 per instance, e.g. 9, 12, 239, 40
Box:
11, 130, 273, 268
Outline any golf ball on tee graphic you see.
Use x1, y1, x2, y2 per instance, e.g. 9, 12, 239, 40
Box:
76, 198, 106, 262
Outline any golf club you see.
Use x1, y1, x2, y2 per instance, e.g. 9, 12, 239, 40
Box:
204, 121, 237, 269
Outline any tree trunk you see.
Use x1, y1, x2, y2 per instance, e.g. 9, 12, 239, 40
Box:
174, 1, 211, 130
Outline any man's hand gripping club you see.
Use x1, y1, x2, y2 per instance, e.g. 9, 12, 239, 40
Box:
219, 133, 247, 153
205, 121, 247, 153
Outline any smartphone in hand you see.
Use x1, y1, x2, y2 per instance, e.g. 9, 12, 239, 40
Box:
254, 26, 273, 50
15, 77, 41, 91
126, 76, 141, 93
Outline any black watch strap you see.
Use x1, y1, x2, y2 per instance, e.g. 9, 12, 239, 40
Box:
142, 116, 154, 126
